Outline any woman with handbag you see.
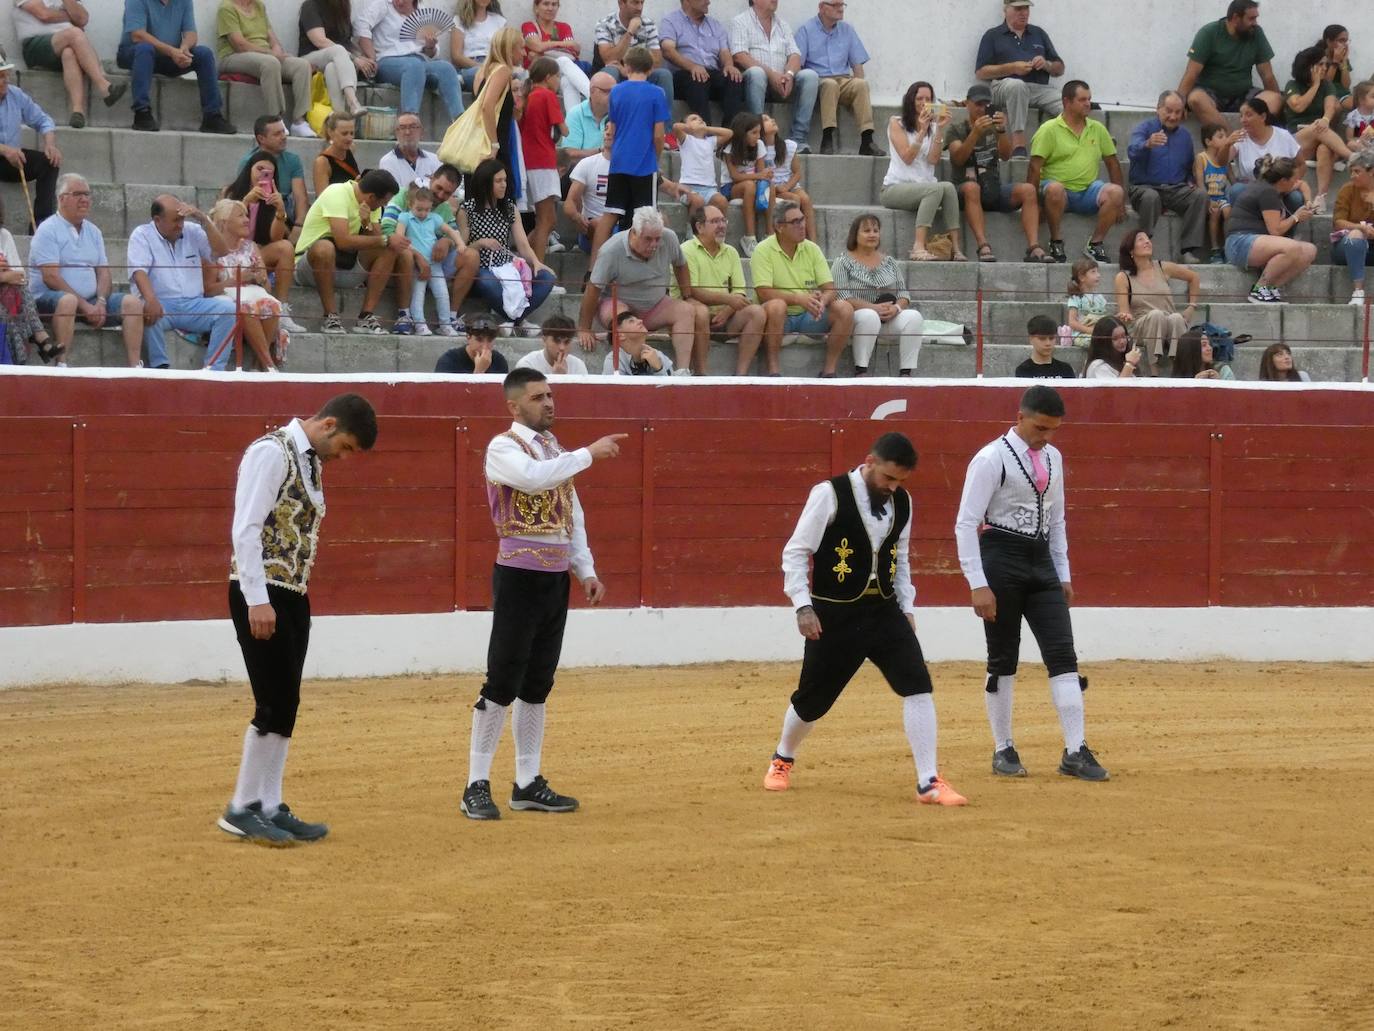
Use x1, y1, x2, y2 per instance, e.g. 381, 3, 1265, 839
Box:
298, 0, 372, 118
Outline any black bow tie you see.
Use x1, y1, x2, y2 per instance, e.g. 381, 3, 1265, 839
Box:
304, 448, 319, 486
870, 497, 886, 518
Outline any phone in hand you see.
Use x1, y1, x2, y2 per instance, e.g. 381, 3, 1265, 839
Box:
257, 171, 276, 197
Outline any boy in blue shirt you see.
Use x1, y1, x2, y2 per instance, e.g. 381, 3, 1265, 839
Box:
600, 46, 671, 235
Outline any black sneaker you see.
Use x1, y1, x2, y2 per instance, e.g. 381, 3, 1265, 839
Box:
104, 82, 129, 108
217, 801, 297, 846
132, 108, 159, 132
1058, 744, 1110, 782
1083, 240, 1110, 262
819, 128, 836, 155
268, 803, 329, 841
461, 779, 501, 820
1048, 239, 1067, 263
992, 745, 1027, 777
200, 112, 238, 135
509, 775, 578, 813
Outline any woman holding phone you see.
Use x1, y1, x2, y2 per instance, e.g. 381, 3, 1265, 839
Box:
222, 153, 298, 322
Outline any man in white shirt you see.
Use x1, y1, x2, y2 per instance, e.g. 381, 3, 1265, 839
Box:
953, 384, 1108, 782
730, 0, 819, 152
565, 130, 612, 259
516, 315, 590, 375
126, 193, 236, 369
765, 432, 967, 807
461, 369, 627, 821
220, 393, 378, 845
378, 112, 441, 191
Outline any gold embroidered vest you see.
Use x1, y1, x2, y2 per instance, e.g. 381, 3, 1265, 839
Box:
230, 430, 324, 594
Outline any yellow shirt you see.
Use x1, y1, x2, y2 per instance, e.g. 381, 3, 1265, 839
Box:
295, 182, 376, 257
1029, 115, 1117, 193
671, 236, 749, 301
749, 235, 832, 315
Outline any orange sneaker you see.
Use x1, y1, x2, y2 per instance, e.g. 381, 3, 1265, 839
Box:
917, 776, 968, 806
763, 755, 793, 791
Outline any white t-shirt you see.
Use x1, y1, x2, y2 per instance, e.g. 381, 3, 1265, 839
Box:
571, 152, 611, 222
379, 146, 441, 192
12, 0, 73, 42
1084, 358, 1120, 380
1233, 127, 1301, 183
461, 12, 507, 60
763, 137, 798, 187
677, 133, 718, 188
516, 348, 589, 375
354, 0, 422, 59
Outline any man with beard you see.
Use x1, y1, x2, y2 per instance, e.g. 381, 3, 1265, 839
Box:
763, 432, 967, 807
1179, 0, 1282, 125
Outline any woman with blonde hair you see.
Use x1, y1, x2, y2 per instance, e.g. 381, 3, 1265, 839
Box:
208, 199, 285, 371
474, 26, 528, 203
312, 113, 360, 195
455, 0, 508, 90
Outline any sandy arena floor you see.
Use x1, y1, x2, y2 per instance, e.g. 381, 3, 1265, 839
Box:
2, 660, 1372, 1030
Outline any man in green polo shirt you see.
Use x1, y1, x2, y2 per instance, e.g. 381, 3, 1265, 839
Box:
673, 206, 784, 375
1178, 0, 1282, 127
750, 200, 854, 378
1027, 79, 1125, 264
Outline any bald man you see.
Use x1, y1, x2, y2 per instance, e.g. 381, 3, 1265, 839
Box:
561, 71, 616, 166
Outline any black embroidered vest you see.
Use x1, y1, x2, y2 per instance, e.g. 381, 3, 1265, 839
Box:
810, 475, 910, 604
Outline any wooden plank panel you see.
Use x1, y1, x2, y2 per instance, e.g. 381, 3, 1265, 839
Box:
1219, 542, 1374, 573
85, 508, 232, 548
82, 417, 273, 453
652, 421, 832, 454
1221, 507, 1371, 541
652, 506, 801, 538
0, 510, 73, 551
0, 418, 76, 454
311, 578, 455, 615
0, 587, 74, 627
85, 452, 240, 492
1220, 426, 1374, 458
86, 546, 226, 588
84, 582, 225, 622
1220, 457, 1373, 492
0, 454, 74, 494
0, 550, 72, 591
1220, 573, 1374, 607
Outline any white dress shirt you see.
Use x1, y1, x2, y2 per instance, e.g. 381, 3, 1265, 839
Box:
231, 420, 323, 607
954, 429, 1070, 591
485, 422, 597, 581
782, 468, 916, 616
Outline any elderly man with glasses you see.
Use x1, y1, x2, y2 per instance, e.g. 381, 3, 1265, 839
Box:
793, 0, 882, 156
750, 199, 854, 377
29, 172, 147, 366
674, 204, 784, 375
379, 114, 441, 191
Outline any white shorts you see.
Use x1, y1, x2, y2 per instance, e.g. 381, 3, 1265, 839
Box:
525, 168, 562, 205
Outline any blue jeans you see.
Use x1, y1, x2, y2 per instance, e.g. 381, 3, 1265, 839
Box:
1042, 179, 1106, 214
410, 272, 452, 324
784, 310, 831, 336
1332, 232, 1374, 287
459, 65, 479, 91
142, 296, 238, 370
741, 66, 819, 144
376, 54, 464, 120
474, 266, 556, 321
605, 65, 674, 105
116, 42, 223, 116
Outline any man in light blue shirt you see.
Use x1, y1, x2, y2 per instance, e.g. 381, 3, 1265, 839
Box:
0, 55, 61, 229
561, 72, 614, 164
794, 0, 882, 156
660, 0, 744, 125
116, 0, 237, 135
30, 173, 148, 367
127, 194, 237, 370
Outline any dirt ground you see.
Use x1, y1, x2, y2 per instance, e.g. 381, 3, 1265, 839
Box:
2, 660, 1372, 1031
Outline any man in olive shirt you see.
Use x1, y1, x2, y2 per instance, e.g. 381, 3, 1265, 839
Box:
750, 200, 854, 378
1178, 0, 1282, 126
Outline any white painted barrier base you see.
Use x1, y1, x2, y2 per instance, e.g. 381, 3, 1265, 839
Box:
2, 607, 1371, 688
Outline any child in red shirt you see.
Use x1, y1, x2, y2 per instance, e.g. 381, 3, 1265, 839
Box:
519, 57, 568, 263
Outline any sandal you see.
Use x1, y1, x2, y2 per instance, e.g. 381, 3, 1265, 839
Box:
35, 336, 65, 364
909, 248, 938, 261
977, 243, 997, 263
1024, 245, 1054, 264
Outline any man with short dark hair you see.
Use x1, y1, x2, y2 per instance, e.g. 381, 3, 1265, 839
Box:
295, 167, 404, 335
1178, 0, 1282, 126
460, 370, 627, 820
1027, 79, 1125, 264
1128, 91, 1208, 263
1016, 314, 1076, 378
955, 385, 1108, 783
219, 393, 379, 845
593, 0, 675, 101
763, 431, 967, 807
794, 0, 882, 156
603, 309, 672, 374
517, 315, 590, 375
435, 315, 509, 374
974, 0, 1064, 158
117, 0, 237, 134
238, 115, 309, 242
660, 0, 745, 126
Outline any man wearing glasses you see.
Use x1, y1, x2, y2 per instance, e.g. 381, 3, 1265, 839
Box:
794, 0, 883, 156
379, 114, 440, 192
750, 199, 855, 377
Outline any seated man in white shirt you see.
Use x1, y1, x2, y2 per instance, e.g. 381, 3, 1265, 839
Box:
516, 315, 590, 375
602, 309, 674, 375
564, 128, 613, 261
378, 112, 441, 191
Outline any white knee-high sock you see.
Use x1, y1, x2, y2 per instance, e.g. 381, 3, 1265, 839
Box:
1049, 672, 1086, 752
985, 675, 1015, 750
775, 704, 816, 759
511, 700, 546, 789
230, 726, 272, 811
903, 694, 939, 789
258, 733, 290, 813
467, 697, 509, 786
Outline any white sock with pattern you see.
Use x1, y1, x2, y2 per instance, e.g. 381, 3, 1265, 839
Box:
230, 726, 271, 811
985, 675, 1015, 750
903, 694, 939, 789
775, 704, 815, 760
467, 697, 508, 786
258, 733, 290, 814
1049, 672, 1086, 752
512, 700, 546, 789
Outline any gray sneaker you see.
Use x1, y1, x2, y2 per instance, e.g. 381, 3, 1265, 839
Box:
355, 312, 386, 334
267, 803, 329, 841
322, 312, 346, 334
461, 779, 501, 820
217, 801, 297, 846
278, 303, 307, 335
1058, 744, 1110, 782
509, 775, 578, 813
992, 745, 1028, 777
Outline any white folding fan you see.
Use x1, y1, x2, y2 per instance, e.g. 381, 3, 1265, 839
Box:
399, 6, 456, 42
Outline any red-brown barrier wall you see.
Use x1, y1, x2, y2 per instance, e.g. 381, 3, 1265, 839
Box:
2, 377, 1372, 626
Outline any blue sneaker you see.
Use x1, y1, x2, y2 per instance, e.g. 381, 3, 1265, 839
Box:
217, 801, 297, 846
267, 803, 329, 842
393, 312, 415, 335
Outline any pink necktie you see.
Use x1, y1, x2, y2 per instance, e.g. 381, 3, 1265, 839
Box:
1028, 447, 1049, 494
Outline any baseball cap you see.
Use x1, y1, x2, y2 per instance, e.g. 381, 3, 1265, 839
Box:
0, 47, 16, 73
967, 83, 993, 103
1004, 0, 1033, 6
467, 314, 499, 336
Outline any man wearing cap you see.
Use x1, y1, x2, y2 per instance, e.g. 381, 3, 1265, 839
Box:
946, 82, 1051, 263
974, 0, 1064, 158
0, 49, 61, 231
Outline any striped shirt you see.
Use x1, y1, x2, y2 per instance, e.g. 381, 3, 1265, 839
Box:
728, 8, 799, 71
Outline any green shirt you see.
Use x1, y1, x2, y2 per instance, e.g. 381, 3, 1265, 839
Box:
1030, 115, 1117, 193
1282, 78, 1339, 130
749, 235, 832, 316
671, 237, 748, 300
296, 182, 376, 256
1187, 18, 1274, 101
217, 0, 272, 62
